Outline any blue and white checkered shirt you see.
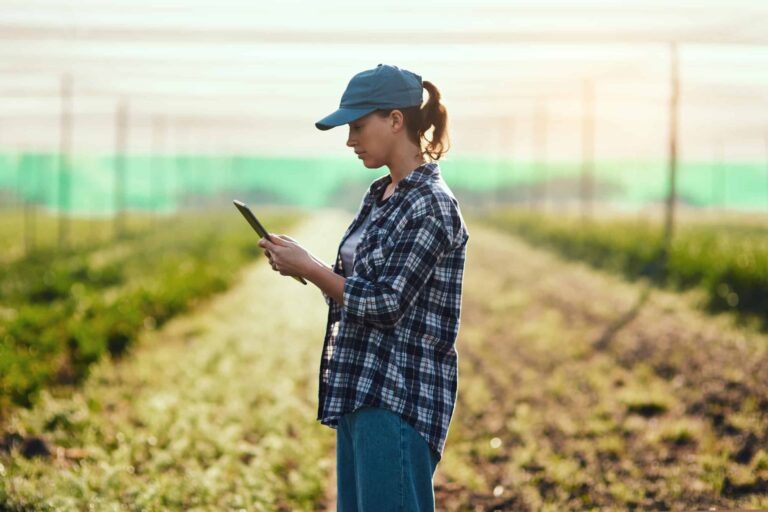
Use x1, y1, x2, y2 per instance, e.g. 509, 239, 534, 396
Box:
318, 162, 470, 460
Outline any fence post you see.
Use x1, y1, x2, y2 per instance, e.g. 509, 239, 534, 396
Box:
662, 42, 679, 261
714, 141, 726, 211
533, 99, 548, 212
503, 116, 515, 208
20, 150, 37, 255
114, 98, 128, 239
57, 73, 73, 250
581, 78, 595, 223
151, 115, 165, 226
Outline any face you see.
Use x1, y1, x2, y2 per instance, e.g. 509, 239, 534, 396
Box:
346, 111, 399, 168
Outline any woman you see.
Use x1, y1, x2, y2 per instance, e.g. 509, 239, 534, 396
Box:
258, 64, 469, 511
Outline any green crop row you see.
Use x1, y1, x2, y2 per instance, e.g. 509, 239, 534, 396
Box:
0, 207, 165, 265
0, 209, 304, 417
478, 209, 768, 328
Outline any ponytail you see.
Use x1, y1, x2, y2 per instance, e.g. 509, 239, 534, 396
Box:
418, 81, 450, 161
375, 80, 451, 161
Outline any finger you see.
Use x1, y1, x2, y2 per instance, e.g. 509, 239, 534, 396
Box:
270, 235, 293, 246
259, 238, 278, 252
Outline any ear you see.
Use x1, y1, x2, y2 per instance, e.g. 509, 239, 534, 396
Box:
390, 110, 405, 133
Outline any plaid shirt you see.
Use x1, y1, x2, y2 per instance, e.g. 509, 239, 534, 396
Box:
317, 162, 469, 460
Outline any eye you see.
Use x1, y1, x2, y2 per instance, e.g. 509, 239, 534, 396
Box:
353, 125, 362, 130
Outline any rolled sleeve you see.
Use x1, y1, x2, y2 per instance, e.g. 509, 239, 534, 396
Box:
342, 213, 450, 330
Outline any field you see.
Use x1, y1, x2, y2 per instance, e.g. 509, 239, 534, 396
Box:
479, 208, 768, 329
0, 208, 158, 265
1, 209, 767, 511
0, 208, 303, 416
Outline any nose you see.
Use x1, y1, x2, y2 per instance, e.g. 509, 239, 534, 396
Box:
346, 126, 355, 148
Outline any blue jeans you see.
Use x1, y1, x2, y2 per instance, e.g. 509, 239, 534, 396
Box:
336, 406, 440, 512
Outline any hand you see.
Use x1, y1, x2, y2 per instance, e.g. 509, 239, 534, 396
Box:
258, 234, 313, 279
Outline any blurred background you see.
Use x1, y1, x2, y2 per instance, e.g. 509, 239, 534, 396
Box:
2, 2, 768, 510
1, 0, 767, 228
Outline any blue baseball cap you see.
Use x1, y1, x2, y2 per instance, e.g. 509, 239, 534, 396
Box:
315, 64, 423, 130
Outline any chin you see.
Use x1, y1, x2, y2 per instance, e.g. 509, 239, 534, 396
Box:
362, 159, 384, 169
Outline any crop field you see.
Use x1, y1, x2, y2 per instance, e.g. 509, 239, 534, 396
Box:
479, 208, 768, 330
3, 0, 768, 509
0, 208, 159, 265
0, 208, 304, 416
1, 209, 767, 511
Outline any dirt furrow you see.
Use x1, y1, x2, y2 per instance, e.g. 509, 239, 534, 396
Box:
434, 221, 768, 511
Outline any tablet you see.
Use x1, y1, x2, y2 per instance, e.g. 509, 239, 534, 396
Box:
233, 199, 308, 285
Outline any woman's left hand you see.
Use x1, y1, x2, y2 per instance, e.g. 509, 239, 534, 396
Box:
258, 235, 313, 279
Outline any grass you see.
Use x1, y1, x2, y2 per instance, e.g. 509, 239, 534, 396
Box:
0, 208, 333, 511
477, 208, 768, 329
0, 207, 162, 265
2, 210, 767, 510
0, 207, 304, 418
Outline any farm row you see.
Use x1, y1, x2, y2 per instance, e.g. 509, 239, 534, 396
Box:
477, 209, 768, 330
0, 209, 302, 418
1, 211, 767, 509
435, 221, 768, 510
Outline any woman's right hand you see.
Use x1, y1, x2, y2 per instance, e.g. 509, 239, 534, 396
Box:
263, 248, 274, 268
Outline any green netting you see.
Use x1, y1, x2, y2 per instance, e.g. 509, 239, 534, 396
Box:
0, 153, 766, 214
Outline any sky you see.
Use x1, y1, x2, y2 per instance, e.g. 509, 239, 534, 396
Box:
0, 0, 767, 161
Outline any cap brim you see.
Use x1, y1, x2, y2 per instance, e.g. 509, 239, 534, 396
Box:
315, 107, 377, 131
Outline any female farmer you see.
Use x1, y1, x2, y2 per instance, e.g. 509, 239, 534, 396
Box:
258, 63, 469, 511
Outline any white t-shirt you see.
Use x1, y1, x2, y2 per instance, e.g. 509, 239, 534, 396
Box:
340, 191, 390, 277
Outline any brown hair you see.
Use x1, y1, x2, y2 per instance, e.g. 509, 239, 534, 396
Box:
374, 80, 450, 161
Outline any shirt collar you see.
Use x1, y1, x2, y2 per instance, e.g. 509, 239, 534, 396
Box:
369, 162, 439, 197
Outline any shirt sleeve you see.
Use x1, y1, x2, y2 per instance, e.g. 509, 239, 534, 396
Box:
342, 213, 450, 330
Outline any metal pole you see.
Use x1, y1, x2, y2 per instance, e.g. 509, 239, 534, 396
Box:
57, 73, 73, 250
493, 120, 501, 211
710, 141, 718, 215
170, 119, 179, 214
19, 149, 36, 255
24, 198, 36, 255
581, 78, 595, 222
151, 115, 165, 225
228, 143, 236, 202
504, 116, 515, 207
16, 149, 23, 211
716, 141, 726, 211
765, 131, 768, 214
663, 42, 679, 254
114, 98, 128, 239
534, 100, 548, 211
175, 120, 186, 212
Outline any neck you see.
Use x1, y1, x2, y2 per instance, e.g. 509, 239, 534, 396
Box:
387, 144, 427, 187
